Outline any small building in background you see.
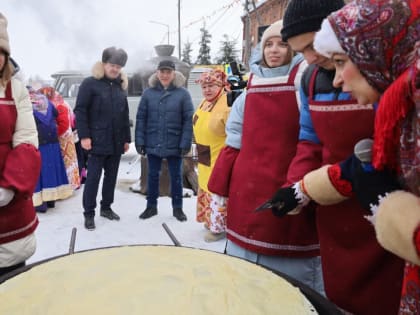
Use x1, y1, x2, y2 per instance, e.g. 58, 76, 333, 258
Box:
241, 0, 288, 66
241, 0, 351, 66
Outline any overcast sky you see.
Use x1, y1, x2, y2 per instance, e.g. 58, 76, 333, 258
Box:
2, 0, 243, 80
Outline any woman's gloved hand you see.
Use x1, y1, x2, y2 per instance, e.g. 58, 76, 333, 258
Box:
352, 163, 401, 210
269, 182, 311, 217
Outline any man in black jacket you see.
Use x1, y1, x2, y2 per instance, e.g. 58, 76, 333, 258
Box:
75, 47, 131, 230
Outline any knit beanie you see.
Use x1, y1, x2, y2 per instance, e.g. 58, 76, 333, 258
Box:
0, 13, 10, 55
260, 20, 283, 50
281, 0, 345, 42
102, 46, 127, 67
259, 20, 285, 66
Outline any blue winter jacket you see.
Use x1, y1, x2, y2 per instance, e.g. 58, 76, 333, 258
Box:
135, 71, 194, 157
298, 64, 353, 144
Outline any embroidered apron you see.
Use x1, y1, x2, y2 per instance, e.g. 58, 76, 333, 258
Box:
308, 68, 404, 314
0, 82, 38, 244
227, 63, 319, 256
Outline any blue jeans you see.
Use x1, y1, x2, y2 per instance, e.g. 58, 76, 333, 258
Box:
226, 240, 325, 296
147, 154, 183, 209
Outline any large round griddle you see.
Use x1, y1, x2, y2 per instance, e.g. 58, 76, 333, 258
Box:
0, 245, 342, 314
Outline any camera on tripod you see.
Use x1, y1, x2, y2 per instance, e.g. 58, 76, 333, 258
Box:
226, 61, 247, 107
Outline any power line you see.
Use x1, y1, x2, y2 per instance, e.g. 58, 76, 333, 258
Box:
177, 0, 243, 62
188, 2, 240, 45
189, 6, 231, 44
171, 0, 241, 34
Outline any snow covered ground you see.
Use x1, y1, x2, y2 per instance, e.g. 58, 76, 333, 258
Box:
28, 144, 226, 264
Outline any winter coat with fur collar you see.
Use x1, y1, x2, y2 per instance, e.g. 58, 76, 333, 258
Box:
135, 71, 194, 157
74, 62, 131, 155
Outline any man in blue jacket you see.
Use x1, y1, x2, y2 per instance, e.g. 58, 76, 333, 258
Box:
75, 47, 131, 230
135, 60, 193, 222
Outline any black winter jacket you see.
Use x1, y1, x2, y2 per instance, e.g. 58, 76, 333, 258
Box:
75, 62, 131, 155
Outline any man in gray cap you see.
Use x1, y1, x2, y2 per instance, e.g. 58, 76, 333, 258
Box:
75, 46, 131, 230
135, 60, 193, 222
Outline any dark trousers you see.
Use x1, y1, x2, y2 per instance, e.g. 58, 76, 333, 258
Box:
147, 154, 183, 209
83, 154, 121, 217
0, 261, 25, 278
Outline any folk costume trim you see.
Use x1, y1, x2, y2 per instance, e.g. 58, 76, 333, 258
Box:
0, 216, 38, 240
309, 104, 373, 112
227, 228, 320, 252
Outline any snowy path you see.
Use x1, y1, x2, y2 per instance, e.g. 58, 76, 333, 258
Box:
28, 145, 226, 264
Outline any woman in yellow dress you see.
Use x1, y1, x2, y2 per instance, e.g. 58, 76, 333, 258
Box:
193, 70, 230, 242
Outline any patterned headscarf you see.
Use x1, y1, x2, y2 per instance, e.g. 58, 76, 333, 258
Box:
195, 69, 227, 88
38, 86, 66, 108
318, 0, 420, 174
328, 0, 420, 93
38, 86, 55, 100
29, 88, 49, 114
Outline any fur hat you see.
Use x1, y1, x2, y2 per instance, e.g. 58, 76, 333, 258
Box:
0, 13, 10, 55
281, 0, 345, 42
260, 20, 283, 50
102, 46, 127, 67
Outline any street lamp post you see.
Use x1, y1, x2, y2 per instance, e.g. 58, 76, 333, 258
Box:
149, 20, 170, 45
178, 0, 181, 59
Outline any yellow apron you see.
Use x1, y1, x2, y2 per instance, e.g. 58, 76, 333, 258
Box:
193, 95, 230, 193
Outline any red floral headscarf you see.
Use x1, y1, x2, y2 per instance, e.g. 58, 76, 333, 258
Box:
329, 0, 420, 93
327, 0, 420, 173
38, 86, 67, 109
195, 69, 228, 88
28, 89, 49, 113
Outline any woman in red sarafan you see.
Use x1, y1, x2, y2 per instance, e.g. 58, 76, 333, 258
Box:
207, 20, 323, 293
309, 1, 420, 313
0, 12, 41, 277
266, 0, 420, 313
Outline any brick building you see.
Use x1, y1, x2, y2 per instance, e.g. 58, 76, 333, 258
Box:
241, 0, 288, 65
241, 0, 351, 65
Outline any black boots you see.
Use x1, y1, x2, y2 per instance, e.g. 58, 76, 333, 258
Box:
46, 201, 56, 208
84, 217, 95, 230
84, 208, 118, 231
139, 208, 187, 221
173, 208, 187, 222
139, 207, 158, 219
100, 208, 120, 221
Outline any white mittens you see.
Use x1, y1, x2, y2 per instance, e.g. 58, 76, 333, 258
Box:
0, 187, 14, 207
